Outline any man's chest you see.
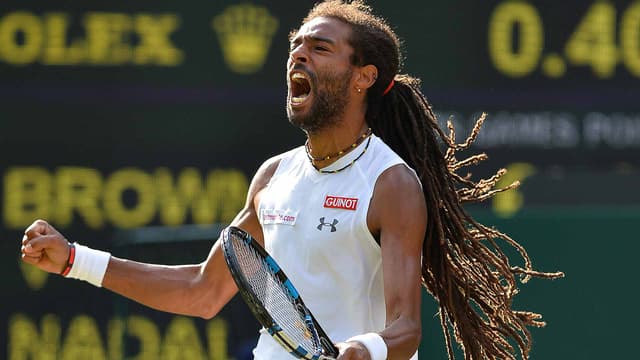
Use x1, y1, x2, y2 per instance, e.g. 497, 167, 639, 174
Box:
258, 174, 372, 255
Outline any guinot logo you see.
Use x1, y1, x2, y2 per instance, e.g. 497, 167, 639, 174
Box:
324, 195, 358, 211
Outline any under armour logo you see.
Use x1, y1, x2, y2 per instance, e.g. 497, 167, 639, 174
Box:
317, 217, 338, 232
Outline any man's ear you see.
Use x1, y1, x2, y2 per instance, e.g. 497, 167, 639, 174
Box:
354, 64, 378, 91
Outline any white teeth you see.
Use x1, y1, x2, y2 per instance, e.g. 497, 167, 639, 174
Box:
291, 72, 310, 84
291, 94, 308, 104
291, 72, 307, 80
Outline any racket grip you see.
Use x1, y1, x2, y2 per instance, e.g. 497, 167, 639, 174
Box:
318, 333, 339, 358
326, 343, 339, 358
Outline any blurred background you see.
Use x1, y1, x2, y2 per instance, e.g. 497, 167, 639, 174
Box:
1, 0, 639, 359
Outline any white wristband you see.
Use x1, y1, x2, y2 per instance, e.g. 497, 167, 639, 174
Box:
346, 332, 388, 360
65, 243, 111, 287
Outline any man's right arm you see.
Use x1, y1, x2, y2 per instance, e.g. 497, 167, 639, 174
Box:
20, 156, 281, 319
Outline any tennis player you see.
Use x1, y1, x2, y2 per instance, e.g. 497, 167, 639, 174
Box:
20, 1, 562, 359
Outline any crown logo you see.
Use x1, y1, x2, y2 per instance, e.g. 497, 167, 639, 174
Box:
213, 4, 279, 74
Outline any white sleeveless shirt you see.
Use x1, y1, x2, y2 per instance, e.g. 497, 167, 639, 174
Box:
253, 134, 419, 359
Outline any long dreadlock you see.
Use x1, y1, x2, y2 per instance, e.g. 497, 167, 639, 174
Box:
304, 2, 564, 359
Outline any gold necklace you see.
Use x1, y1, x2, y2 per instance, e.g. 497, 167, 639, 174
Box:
306, 130, 373, 174
314, 135, 372, 174
304, 128, 372, 162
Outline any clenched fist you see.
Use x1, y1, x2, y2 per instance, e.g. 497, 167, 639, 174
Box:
336, 341, 371, 360
21, 219, 71, 274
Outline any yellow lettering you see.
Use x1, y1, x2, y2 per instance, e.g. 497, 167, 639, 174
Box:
107, 315, 161, 360
3, 167, 52, 229
43, 13, 85, 65
55, 167, 104, 229
3, 166, 248, 229
84, 12, 132, 65
207, 319, 229, 360
193, 170, 248, 224
488, 2, 543, 78
564, 2, 617, 78
161, 317, 206, 360
127, 315, 161, 360
156, 167, 206, 226
104, 168, 156, 228
157, 168, 248, 226
107, 317, 124, 360
0, 12, 42, 65
134, 14, 183, 65
60, 315, 107, 360
8, 314, 228, 360
19, 260, 49, 291
621, 1, 640, 76
0, 11, 185, 66
204, 169, 248, 224
9, 313, 60, 360
493, 163, 536, 218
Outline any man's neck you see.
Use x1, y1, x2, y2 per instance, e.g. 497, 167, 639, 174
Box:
305, 119, 369, 168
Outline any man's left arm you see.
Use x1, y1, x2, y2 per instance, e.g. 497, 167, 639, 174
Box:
338, 164, 426, 360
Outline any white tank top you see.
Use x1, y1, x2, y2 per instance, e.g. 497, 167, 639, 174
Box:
253, 134, 419, 359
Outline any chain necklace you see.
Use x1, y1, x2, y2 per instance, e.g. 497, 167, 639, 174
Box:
305, 128, 372, 162
306, 129, 373, 174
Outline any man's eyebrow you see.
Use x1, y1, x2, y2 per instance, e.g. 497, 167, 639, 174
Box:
289, 34, 336, 46
308, 35, 335, 45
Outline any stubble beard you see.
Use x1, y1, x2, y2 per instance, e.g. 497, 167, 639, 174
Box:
287, 67, 352, 134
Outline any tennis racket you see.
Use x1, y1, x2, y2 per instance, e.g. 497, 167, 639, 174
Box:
221, 226, 339, 359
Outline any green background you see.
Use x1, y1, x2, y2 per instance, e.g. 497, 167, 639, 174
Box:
421, 208, 639, 359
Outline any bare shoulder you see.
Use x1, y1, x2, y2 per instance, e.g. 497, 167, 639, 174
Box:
246, 153, 288, 212
248, 153, 284, 195
375, 164, 422, 195
368, 164, 426, 237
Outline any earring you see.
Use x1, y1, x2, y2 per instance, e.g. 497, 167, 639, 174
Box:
356, 88, 361, 93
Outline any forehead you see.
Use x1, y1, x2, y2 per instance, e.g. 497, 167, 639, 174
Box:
291, 16, 352, 45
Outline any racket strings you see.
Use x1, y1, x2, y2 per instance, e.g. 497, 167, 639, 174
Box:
232, 236, 320, 352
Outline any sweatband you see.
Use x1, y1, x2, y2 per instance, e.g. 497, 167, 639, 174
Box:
65, 243, 111, 287
346, 332, 388, 360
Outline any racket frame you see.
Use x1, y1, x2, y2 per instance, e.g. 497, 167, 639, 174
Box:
222, 226, 339, 360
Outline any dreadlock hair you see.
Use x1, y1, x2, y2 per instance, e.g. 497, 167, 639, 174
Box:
304, 1, 564, 359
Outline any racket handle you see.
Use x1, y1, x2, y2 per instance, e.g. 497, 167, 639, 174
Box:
318, 333, 339, 358
326, 344, 339, 358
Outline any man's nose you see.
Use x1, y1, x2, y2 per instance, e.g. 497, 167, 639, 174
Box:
289, 45, 308, 64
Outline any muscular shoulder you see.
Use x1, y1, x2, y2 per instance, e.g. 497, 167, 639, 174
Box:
249, 154, 284, 198
376, 164, 421, 194
367, 164, 426, 238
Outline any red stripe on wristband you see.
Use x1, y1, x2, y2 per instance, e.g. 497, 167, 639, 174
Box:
60, 243, 76, 277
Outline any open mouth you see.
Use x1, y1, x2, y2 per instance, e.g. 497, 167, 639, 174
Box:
289, 71, 312, 106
